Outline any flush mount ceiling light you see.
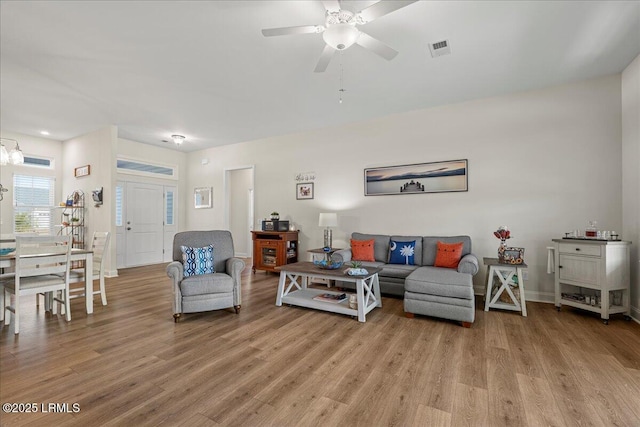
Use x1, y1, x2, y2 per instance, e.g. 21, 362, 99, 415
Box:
171, 135, 186, 145
0, 138, 24, 166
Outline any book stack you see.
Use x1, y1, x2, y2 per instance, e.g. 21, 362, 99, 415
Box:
313, 293, 347, 304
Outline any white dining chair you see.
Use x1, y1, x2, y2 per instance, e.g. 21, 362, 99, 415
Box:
1, 235, 72, 334
68, 231, 110, 306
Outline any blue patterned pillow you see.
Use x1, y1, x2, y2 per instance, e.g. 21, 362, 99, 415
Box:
181, 245, 215, 277
388, 240, 416, 265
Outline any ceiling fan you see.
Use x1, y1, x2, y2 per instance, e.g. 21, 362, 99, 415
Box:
261, 0, 418, 72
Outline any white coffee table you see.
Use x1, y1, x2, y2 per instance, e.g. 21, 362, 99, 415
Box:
275, 261, 382, 322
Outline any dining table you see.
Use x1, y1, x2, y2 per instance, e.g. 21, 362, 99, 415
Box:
0, 247, 95, 314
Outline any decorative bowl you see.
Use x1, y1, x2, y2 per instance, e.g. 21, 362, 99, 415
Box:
0, 248, 16, 256
313, 259, 343, 270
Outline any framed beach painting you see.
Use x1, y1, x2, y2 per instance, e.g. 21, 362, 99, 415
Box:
364, 159, 468, 196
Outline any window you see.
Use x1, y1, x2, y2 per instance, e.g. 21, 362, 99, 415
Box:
13, 174, 55, 234
23, 156, 53, 168
165, 190, 174, 225
117, 158, 176, 179
115, 185, 123, 227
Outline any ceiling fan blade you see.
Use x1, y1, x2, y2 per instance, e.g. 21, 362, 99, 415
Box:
356, 32, 398, 60
262, 25, 322, 37
314, 44, 335, 73
321, 0, 341, 12
357, 0, 418, 23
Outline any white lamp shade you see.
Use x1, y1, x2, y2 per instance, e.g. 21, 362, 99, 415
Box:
9, 147, 24, 165
0, 145, 8, 166
322, 23, 360, 50
319, 212, 338, 227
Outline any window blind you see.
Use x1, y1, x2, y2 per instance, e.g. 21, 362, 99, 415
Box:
13, 174, 55, 233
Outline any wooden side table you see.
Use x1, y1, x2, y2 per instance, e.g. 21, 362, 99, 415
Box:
483, 257, 528, 317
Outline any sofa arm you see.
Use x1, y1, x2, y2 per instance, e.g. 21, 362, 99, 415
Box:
331, 248, 352, 264
458, 253, 479, 275
226, 257, 245, 306
166, 261, 183, 283
166, 261, 184, 314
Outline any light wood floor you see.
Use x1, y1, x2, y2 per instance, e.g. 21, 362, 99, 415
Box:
1, 263, 639, 427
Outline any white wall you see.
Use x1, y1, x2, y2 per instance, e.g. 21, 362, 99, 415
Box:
185, 74, 624, 302
63, 126, 117, 275
0, 131, 63, 236
228, 167, 253, 257
622, 54, 640, 320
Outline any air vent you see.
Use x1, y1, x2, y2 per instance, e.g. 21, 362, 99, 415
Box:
429, 39, 451, 57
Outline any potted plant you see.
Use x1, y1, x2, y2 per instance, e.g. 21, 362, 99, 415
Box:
270, 211, 279, 220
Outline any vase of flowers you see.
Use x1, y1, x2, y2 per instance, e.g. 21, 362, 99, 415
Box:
493, 226, 511, 263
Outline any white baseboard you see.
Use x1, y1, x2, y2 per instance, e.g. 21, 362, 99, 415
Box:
474, 286, 554, 304
631, 305, 640, 324
475, 285, 640, 322
105, 269, 118, 278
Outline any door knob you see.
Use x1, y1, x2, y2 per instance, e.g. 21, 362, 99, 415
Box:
127, 227, 131, 230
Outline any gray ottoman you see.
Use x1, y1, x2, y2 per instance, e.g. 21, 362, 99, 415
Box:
404, 266, 475, 327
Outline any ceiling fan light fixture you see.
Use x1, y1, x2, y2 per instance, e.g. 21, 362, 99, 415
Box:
323, 23, 360, 50
171, 134, 186, 145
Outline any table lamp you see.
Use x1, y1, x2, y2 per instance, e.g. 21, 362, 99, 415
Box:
319, 213, 338, 249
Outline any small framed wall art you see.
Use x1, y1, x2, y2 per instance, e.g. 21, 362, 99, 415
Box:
74, 165, 91, 178
296, 182, 314, 200
194, 187, 212, 209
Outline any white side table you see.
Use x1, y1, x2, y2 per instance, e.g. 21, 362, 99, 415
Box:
483, 257, 527, 317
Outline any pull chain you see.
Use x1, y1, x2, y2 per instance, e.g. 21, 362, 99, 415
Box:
338, 52, 345, 104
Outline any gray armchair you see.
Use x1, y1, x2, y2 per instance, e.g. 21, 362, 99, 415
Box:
166, 230, 245, 322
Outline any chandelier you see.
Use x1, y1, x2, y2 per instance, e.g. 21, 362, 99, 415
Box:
0, 138, 24, 165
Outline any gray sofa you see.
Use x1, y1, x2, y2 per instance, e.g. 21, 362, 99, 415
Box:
166, 230, 245, 322
332, 232, 479, 326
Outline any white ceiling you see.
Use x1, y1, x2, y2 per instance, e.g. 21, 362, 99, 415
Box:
1, 1, 639, 152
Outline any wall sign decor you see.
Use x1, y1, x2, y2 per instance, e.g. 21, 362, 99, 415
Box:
364, 159, 468, 196
74, 165, 91, 178
295, 171, 316, 182
194, 187, 212, 209
296, 182, 314, 200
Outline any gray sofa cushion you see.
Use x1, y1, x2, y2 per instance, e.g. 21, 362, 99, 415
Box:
352, 232, 390, 263
405, 266, 474, 300
179, 272, 234, 296
390, 235, 423, 266
380, 264, 420, 279
422, 236, 472, 266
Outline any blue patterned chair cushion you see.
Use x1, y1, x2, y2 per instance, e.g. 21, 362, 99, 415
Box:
389, 240, 416, 265
181, 245, 215, 277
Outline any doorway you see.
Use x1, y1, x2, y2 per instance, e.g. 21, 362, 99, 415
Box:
116, 181, 177, 268
225, 166, 254, 258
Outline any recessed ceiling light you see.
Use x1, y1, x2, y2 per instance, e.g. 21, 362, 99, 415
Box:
40, 130, 50, 135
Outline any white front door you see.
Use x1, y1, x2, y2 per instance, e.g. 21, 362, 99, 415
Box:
125, 181, 164, 267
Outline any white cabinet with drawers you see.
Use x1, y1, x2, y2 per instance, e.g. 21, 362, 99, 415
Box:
552, 239, 631, 324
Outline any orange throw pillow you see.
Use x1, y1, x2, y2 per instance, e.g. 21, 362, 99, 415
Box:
434, 241, 464, 269
351, 239, 375, 262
